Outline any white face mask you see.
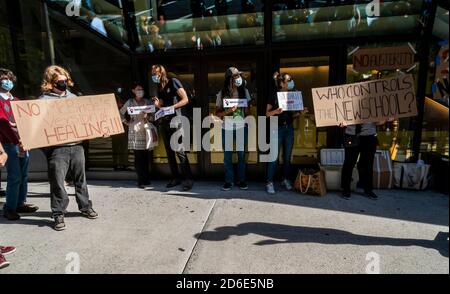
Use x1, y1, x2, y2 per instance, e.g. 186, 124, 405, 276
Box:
135, 90, 144, 98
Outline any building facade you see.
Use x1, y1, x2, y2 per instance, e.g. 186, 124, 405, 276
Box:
0, 0, 448, 181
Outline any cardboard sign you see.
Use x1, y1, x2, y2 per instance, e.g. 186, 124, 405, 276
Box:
155, 106, 175, 121
353, 46, 415, 72
11, 94, 124, 149
223, 99, 248, 108
277, 91, 304, 111
127, 105, 155, 115
312, 74, 418, 127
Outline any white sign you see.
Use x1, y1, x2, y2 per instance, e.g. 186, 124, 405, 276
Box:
155, 106, 175, 121
127, 105, 155, 115
223, 99, 248, 108
277, 91, 304, 111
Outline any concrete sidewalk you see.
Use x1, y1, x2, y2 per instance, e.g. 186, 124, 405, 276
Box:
0, 181, 448, 274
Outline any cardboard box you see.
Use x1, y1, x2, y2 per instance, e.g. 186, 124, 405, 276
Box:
373, 150, 394, 189
323, 166, 358, 191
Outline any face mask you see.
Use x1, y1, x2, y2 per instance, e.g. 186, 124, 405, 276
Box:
55, 80, 68, 91
152, 75, 160, 84
1, 79, 14, 92
234, 77, 243, 87
135, 90, 145, 98
287, 80, 295, 90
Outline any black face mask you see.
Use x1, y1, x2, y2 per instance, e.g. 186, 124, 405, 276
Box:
54, 80, 67, 92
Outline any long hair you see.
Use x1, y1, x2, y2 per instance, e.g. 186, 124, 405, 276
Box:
273, 71, 290, 91
41, 65, 74, 93
221, 75, 246, 99
151, 64, 169, 89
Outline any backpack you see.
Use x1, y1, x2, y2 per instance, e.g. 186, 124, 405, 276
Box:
179, 80, 196, 121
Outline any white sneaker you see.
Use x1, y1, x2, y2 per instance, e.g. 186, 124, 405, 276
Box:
266, 182, 276, 194
282, 179, 293, 191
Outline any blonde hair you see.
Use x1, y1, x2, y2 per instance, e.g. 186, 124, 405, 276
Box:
151, 64, 169, 89
41, 65, 74, 93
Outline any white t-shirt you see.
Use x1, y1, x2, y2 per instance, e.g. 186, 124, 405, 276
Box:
216, 88, 251, 131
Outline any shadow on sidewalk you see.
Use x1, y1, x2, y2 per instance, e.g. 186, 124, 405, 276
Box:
195, 222, 449, 257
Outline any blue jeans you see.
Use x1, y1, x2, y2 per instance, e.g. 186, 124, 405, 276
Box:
222, 127, 248, 184
3, 144, 29, 211
267, 125, 294, 183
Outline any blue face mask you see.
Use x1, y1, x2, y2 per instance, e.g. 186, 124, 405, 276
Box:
234, 77, 243, 87
152, 75, 160, 84
1, 79, 14, 92
287, 80, 295, 90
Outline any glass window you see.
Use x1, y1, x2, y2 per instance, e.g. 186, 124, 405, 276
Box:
279, 56, 329, 164
133, 0, 265, 52
272, 0, 423, 43
422, 4, 449, 157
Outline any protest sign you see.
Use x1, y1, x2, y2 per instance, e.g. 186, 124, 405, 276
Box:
11, 94, 124, 149
223, 99, 248, 108
312, 74, 417, 127
277, 91, 304, 111
155, 106, 175, 121
353, 46, 415, 72
127, 105, 155, 115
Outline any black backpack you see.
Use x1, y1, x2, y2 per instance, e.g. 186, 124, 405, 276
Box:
179, 80, 196, 121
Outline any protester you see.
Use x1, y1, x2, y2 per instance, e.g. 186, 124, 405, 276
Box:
151, 64, 194, 191
0, 68, 39, 221
120, 82, 153, 188
39, 65, 98, 231
215, 67, 252, 191
266, 72, 308, 194
0, 143, 18, 269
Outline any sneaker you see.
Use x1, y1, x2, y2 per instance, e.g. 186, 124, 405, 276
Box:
3, 210, 20, 221
0, 254, 10, 269
363, 190, 378, 200
339, 190, 351, 200
16, 203, 39, 213
54, 215, 66, 231
81, 209, 98, 219
166, 179, 181, 188
222, 182, 233, 191
237, 182, 248, 190
281, 179, 293, 191
266, 182, 276, 194
182, 180, 194, 191
0, 246, 16, 255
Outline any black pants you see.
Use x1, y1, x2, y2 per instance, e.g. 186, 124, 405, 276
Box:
341, 135, 377, 193
160, 120, 193, 181
134, 149, 152, 185
47, 145, 92, 217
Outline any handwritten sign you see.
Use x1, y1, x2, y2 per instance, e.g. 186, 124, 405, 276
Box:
223, 99, 248, 108
155, 106, 175, 121
127, 105, 155, 115
277, 91, 304, 111
353, 46, 415, 72
312, 74, 418, 127
11, 94, 124, 149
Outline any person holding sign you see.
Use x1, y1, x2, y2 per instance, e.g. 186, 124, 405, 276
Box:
151, 64, 194, 191
39, 65, 98, 231
0, 68, 39, 221
265, 72, 308, 194
119, 82, 154, 189
215, 67, 252, 191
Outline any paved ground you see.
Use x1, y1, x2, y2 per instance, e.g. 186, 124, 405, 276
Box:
0, 181, 448, 274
